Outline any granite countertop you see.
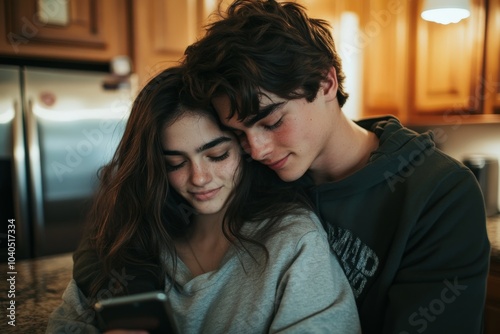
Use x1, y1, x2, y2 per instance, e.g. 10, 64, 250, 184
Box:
1, 216, 499, 333
487, 214, 500, 263
0, 252, 73, 333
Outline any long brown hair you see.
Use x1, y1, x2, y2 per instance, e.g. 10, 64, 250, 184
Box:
84, 65, 312, 300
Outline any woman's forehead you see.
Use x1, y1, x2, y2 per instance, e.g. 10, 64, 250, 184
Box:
162, 113, 235, 150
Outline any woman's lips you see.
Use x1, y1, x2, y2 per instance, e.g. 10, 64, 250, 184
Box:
190, 188, 221, 201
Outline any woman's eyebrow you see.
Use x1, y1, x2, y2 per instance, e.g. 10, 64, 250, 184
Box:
162, 136, 232, 155
163, 149, 182, 156
196, 136, 232, 153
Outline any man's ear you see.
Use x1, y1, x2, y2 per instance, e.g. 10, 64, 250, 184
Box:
321, 66, 338, 102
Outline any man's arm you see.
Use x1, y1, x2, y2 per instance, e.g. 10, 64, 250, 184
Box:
385, 168, 490, 334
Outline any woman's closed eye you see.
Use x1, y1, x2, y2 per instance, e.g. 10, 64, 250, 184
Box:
166, 160, 186, 172
166, 151, 230, 172
209, 151, 230, 162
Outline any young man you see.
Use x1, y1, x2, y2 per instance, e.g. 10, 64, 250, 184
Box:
182, 0, 490, 333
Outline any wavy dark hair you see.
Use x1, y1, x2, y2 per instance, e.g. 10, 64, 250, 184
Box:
80, 65, 312, 301
183, 0, 348, 121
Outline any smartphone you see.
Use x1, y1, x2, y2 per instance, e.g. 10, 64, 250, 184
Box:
94, 291, 176, 334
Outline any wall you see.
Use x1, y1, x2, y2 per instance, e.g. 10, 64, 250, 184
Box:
412, 123, 500, 214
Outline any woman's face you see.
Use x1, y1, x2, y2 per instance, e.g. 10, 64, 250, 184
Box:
162, 112, 242, 217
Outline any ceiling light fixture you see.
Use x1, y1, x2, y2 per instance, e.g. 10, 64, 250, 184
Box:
421, 0, 471, 25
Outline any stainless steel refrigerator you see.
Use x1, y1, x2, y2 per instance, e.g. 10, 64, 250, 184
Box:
0, 65, 132, 260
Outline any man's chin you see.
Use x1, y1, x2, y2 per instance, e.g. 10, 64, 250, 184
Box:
274, 169, 304, 183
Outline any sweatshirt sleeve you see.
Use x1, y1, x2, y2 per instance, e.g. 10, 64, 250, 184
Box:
45, 279, 100, 334
385, 167, 490, 333
72, 231, 160, 297
269, 216, 361, 334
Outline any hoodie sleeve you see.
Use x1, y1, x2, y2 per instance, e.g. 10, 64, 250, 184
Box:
384, 167, 490, 334
72, 232, 160, 297
45, 279, 100, 334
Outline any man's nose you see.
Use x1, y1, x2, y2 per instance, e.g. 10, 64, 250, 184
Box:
246, 133, 272, 161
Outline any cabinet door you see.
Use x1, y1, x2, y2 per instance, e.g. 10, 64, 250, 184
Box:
484, 0, 500, 117
361, 0, 411, 123
132, 0, 205, 86
0, 0, 128, 62
409, 0, 485, 120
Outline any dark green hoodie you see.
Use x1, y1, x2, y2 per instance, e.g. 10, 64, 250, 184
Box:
304, 116, 490, 334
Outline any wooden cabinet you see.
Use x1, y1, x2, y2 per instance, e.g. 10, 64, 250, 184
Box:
361, 0, 411, 123
0, 0, 230, 86
484, 0, 500, 118
131, 0, 237, 87
360, 0, 500, 125
131, 0, 209, 87
0, 0, 129, 62
408, 0, 489, 124
486, 260, 500, 334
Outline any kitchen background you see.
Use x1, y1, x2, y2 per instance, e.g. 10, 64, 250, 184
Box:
0, 0, 500, 333
0, 0, 499, 254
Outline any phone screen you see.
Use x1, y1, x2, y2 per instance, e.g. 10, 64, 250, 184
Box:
94, 291, 175, 334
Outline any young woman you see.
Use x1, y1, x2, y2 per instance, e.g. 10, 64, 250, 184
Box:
46, 66, 360, 333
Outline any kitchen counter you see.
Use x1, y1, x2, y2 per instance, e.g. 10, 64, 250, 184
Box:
0, 252, 73, 333
487, 215, 500, 268
1, 216, 499, 333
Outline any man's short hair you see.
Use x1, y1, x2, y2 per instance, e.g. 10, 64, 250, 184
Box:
184, 0, 349, 121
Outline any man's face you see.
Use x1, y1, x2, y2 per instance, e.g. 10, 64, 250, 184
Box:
212, 87, 336, 182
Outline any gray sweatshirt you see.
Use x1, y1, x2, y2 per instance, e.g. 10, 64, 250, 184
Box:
46, 211, 361, 333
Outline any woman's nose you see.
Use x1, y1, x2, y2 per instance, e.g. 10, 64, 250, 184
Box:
190, 162, 212, 186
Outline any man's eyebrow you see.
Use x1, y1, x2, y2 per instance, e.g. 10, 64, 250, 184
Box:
162, 136, 232, 155
244, 102, 284, 127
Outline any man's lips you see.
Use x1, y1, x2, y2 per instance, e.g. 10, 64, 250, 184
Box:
265, 155, 289, 170
190, 188, 221, 201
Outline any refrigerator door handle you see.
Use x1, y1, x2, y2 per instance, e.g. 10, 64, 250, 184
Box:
25, 98, 45, 256
12, 99, 32, 259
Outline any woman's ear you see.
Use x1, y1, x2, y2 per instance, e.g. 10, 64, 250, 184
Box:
320, 66, 338, 102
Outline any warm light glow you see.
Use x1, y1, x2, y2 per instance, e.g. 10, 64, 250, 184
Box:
421, 8, 470, 24
421, 0, 470, 25
338, 12, 361, 120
